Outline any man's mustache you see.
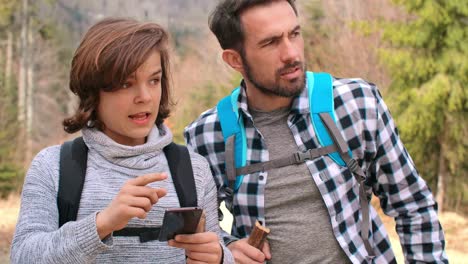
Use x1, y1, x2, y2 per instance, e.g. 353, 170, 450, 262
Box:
277, 61, 303, 75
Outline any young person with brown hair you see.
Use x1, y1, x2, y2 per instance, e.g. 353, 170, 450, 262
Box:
11, 18, 233, 264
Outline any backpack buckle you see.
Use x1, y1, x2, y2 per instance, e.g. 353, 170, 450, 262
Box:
225, 186, 234, 197
224, 186, 234, 212
347, 158, 366, 182
346, 158, 359, 171
293, 151, 311, 164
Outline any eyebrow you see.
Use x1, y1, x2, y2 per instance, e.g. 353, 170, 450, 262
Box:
126, 69, 162, 81
149, 69, 162, 77
290, 25, 301, 34
258, 33, 283, 47
257, 25, 301, 47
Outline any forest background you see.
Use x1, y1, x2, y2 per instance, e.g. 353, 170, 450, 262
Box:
0, 0, 466, 263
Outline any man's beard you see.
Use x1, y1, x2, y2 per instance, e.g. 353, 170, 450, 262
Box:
242, 56, 306, 98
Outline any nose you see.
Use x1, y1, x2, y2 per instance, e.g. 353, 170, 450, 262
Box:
280, 38, 300, 63
134, 84, 152, 104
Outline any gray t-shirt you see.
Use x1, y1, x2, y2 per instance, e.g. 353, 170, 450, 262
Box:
250, 107, 349, 264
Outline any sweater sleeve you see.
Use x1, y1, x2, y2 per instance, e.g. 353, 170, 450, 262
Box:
10, 146, 112, 264
190, 152, 235, 264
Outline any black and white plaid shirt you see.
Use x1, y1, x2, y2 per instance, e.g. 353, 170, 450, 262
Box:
184, 76, 448, 263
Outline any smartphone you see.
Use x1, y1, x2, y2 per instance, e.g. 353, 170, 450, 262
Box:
158, 207, 203, 241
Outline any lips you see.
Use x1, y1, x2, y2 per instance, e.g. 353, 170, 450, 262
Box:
280, 66, 299, 75
279, 66, 302, 80
278, 62, 303, 78
129, 112, 150, 120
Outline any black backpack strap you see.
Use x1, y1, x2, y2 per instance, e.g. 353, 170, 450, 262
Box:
57, 140, 196, 243
113, 227, 162, 243
58, 137, 88, 227
163, 142, 197, 207
115, 143, 197, 243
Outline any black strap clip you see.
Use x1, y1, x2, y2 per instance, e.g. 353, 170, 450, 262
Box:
139, 230, 161, 243
113, 227, 161, 243
224, 186, 234, 212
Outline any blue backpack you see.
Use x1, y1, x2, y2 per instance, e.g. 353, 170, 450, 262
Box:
216, 71, 374, 256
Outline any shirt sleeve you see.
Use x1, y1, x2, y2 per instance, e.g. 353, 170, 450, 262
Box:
10, 147, 112, 264
192, 152, 235, 264
369, 87, 448, 263
184, 117, 241, 246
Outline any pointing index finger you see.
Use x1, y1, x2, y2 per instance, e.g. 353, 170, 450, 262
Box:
129, 173, 168, 186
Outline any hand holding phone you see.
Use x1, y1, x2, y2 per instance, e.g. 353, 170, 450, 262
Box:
158, 207, 203, 241
166, 210, 222, 264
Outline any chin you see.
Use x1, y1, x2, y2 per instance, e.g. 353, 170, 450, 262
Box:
131, 127, 152, 138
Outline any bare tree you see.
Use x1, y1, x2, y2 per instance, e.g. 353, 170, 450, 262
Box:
25, 18, 34, 163
17, 0, 28, 164
4, 31, 13, 92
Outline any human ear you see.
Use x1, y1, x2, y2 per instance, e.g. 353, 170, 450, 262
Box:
222, 49, 244, 74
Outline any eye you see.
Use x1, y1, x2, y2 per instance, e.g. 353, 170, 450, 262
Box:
291, 30, 301, 38
121, 82, 132, 89
149, 78, 161, 86
262, 39, 277, 48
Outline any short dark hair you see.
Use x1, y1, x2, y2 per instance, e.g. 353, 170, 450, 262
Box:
63, 18, 172, 133
209, 0, 298, 52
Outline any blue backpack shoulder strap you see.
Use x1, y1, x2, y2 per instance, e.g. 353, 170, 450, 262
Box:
216, 74, 350, 188
308, 71, 350, 166
309, 72, 375, 256
216, 87, 246, 191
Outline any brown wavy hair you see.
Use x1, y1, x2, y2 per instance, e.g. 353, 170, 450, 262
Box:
63, 18, 173, 133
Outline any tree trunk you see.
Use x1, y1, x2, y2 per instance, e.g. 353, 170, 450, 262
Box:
436, 129, 447, 213
18, 0, 28, 124
5, 30, 13, 92
436, 153, 446, 213
17, 0, 29, 165
26, 19, 34, 164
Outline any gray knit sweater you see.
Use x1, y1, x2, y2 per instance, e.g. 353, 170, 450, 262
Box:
11, 125, 234, 264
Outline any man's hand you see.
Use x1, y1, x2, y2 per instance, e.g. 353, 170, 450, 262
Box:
168, 232, 222, 264
228, 238, 271, 264
96, 173, 168, 239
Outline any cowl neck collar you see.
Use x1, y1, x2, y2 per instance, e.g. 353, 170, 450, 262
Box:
82, 124, 172, 170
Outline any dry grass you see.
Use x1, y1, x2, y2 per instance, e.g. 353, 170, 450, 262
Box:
1, 194, 466, 263
0, 194, 20, 263
376, 200, 467, 264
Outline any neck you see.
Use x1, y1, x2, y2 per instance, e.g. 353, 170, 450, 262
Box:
244, 80, 293, 112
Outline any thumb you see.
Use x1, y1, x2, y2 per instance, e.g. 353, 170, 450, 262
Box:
262, 239, 271, 260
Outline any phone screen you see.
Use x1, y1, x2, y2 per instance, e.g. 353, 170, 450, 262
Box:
158, 207, 203, 241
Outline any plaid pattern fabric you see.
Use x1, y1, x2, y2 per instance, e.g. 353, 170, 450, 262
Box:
184, 75, 448, 263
